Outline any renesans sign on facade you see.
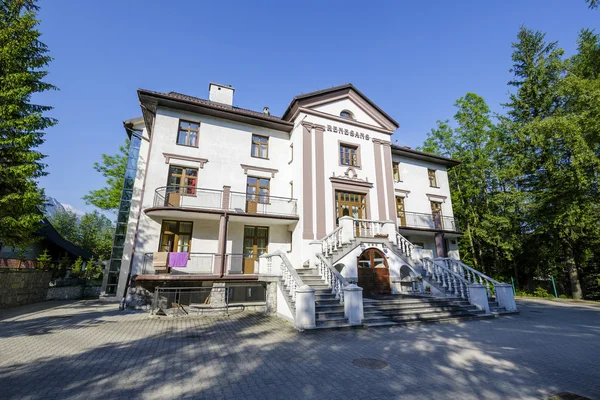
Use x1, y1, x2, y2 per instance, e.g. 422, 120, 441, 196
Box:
326, 124, 371, 141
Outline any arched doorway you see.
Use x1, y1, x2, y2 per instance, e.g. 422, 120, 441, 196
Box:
357, 248, 391, 294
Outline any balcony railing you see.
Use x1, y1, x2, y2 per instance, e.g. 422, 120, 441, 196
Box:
229, 191, 298, 216
398, 211, 459, 232
152, 186, 298, 217
141, 252, 248, 275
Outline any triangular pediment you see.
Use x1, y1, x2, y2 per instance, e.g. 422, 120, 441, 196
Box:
282, 84, 399, 131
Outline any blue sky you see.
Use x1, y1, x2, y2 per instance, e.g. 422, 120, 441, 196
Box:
35, 0, 598, 215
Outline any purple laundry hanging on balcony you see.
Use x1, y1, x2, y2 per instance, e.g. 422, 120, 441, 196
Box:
168, 252, 188, 267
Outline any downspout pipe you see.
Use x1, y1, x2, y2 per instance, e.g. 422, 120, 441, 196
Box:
219, 213, 229, 278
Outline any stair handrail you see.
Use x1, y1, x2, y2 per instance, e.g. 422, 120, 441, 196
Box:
434, 258, 499, 297
422, 257, 470, 300
394, 231, 414, 258
261, 250, 304, 302
316, 253, 348, 304
320, 226, 343, 256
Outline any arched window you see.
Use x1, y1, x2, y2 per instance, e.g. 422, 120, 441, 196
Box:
340, 110, 354, 120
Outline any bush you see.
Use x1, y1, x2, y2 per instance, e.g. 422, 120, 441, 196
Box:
559, 294, 568, 299
533, 286, 553, 298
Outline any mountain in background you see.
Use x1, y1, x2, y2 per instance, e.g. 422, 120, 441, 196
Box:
44, 197, 86, 219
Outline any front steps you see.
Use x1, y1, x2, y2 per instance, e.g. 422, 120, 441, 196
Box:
361, 295, 490, 327
296, 268, 353, 328
294, 268, 499, 330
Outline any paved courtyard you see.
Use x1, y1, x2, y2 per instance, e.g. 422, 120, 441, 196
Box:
0, 299, 598, 400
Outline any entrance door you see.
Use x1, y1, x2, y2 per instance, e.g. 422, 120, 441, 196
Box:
243, 226, 268, 274
357, 248, 390, 294
335, 191, 366, 235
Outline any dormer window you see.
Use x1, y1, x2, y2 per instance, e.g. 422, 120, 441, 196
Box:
340, 110, 354, 120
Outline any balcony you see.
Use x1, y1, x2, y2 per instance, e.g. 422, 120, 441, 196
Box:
141, 252, 250, 276
150, 186, 298, 218
398, 211, 459, 232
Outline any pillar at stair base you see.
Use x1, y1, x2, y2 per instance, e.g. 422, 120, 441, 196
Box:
343, 284, 364, 325
468, 283, 490, 313
495, 283, 517, 312
382, 220, 397, 243
295, 285, 316, 329
339, 216, 355, 244
309, 241, 322, 270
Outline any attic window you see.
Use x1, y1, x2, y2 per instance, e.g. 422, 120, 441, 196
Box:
340, 110, 354, 120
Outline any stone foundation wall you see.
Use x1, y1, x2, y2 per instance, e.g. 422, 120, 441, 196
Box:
0, 270, 52, 308
46, 285, 84, 300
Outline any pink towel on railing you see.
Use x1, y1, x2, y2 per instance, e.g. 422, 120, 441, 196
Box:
168, 252, 188, 267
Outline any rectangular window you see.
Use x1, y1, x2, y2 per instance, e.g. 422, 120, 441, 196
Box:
393, 162, 401, 182
251, 134, 269, 159
246, 177, 270, 204
176, 120, 199, 147
339, 143, 358, 166
396, 197, 406, 226
159, 220, 193, 253
168, 166, 198, 195
428, 169, 438, 187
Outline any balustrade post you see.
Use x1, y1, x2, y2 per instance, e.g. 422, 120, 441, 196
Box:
339, 216, 355, 244
382, 220, 397, 245
494, 283, 517, 312
309, 241, 323, 270
343, 284, 363, 325
295, 285, 316, 330
467, 283, 490, 313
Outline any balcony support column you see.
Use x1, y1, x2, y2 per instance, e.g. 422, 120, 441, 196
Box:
217, 214, 229, 277
222, 185, 231, 210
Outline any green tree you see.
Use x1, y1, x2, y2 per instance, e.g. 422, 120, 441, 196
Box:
586, 0, 598, 10
35, 248, 52, 270
71, 256, 83, 277
83, 139, 129, 212
78, 211, 114, 259
0, 0, 56, 247
49, 210, 115, 260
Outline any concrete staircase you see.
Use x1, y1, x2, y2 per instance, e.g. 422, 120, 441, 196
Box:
426, 278, 510, 315
296, 268, 353, 329
295, 268, 492, 329
361, 295, 489, 327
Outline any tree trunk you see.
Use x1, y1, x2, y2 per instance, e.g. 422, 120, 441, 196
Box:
465, 222, 479, 270
565, 249, 583, 300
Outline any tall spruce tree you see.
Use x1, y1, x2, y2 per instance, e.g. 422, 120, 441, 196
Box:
0, 0, 56, 247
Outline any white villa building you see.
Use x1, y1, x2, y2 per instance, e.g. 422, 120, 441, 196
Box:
102, 83, 516, 329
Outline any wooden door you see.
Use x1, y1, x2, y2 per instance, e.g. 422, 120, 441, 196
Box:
396, 197, 406, 227
243, 226, 268, 274
357, 248, 390, 294
336, 191, 366, 235
431, 201, 442, 230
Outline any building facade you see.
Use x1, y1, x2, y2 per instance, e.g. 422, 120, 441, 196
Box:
104, 83, 470, 314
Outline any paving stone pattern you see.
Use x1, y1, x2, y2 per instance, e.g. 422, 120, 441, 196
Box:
0, 299, 598, 399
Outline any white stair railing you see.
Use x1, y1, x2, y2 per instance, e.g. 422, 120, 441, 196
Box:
261, 251, 304, 303
422, 257, 470, 300
435, 258, 499, 298
394, 232, 414, 259
354, 219, 385, 238
316, 253, 348, 304
320, 226, 343, 256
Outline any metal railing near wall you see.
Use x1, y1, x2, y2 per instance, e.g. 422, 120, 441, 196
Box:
229, 191, 298, 216
151, 284, 267, 315
153, 186, 223, 210
399, 212, 459, 232
151, 186, 298, 217
141, 252, 249, 276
